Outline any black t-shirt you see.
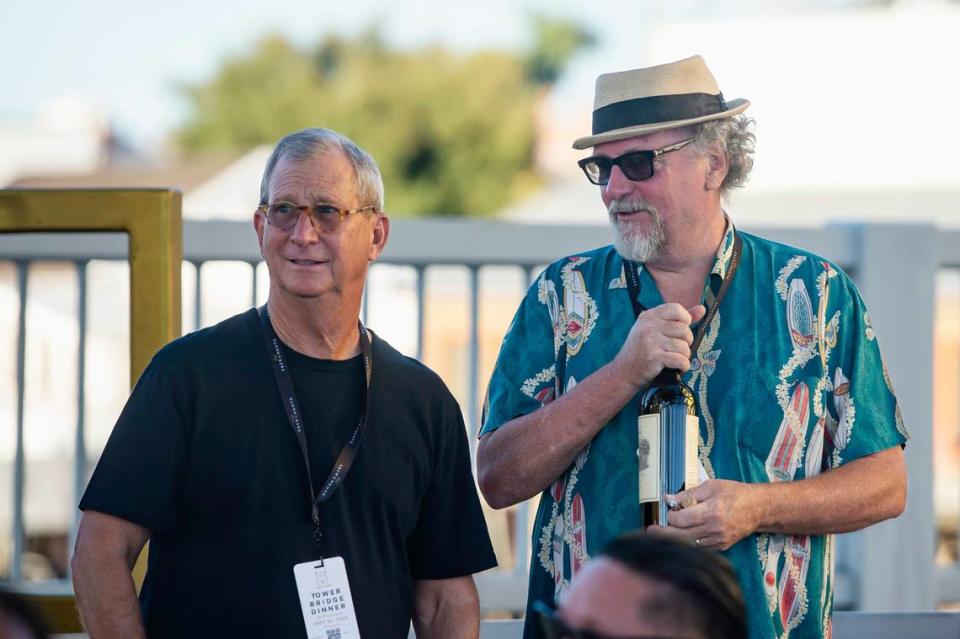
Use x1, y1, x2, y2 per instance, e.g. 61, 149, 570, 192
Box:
80, 309, 497, 638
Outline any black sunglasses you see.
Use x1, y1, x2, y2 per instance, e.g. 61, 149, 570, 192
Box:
578, 138, 694, 186
533, 600, 697, 639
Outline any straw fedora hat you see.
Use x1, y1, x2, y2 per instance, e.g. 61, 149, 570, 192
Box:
572, 55, 750, 150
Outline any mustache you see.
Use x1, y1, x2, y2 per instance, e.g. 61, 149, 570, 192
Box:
607, 197, 657, 216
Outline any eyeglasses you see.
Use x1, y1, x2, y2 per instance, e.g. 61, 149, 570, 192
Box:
578, 138, 694, 186
256, 202, 379, 233
533, 601, 696, 639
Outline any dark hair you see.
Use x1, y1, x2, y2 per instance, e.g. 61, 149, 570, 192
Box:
600, 533, 747, 639
0, 589, 49, 639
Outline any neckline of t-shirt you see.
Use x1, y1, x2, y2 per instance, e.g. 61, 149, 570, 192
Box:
245, 308, 375, 372
281, 342, 365, 372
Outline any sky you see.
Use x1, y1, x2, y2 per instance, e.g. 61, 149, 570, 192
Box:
0, 0, 872, 149
0, 0, 635, 147
4, 0, 958, 204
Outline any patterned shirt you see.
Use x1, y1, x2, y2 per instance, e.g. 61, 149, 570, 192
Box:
481, 224, 908, 639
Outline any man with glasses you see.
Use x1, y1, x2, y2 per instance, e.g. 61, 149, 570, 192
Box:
478, 56, 907, 639
535, 533, 747, 639
72, 128, 496, 638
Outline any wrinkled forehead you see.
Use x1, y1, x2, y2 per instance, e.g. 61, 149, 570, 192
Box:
268, 150, 358, 202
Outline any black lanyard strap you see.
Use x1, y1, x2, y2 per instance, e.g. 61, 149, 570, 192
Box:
258, 306, 373, 545
624, 231, 743, 356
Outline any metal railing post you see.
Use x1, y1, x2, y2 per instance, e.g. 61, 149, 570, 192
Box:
415, 265, 426, 362
11, 260, 29, 581
193, 261, 204, 331
68, 260, 89, 576
467, 266, 481, 441
249, 261, 259, 309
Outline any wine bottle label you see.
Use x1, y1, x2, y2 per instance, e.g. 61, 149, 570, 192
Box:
685, 414, 700, 490
637, 414, 660, 503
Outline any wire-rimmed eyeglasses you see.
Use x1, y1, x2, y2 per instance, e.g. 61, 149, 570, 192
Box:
257, 202, 379, 233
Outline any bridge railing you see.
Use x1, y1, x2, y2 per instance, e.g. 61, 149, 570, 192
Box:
1, 207, 958, 616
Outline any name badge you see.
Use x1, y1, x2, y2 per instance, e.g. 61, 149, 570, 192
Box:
294, 557, 361, 638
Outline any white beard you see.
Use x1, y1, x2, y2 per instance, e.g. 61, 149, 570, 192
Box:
608, 197, 665, 263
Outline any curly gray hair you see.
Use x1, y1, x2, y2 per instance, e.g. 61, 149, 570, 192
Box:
259, 128, 385, 211
689, 115, 756, 196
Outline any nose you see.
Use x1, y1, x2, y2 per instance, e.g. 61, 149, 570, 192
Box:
603, 165, 635, 201
289, 210, 321, 246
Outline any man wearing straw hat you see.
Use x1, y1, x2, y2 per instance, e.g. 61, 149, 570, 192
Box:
478, 56, 908, 638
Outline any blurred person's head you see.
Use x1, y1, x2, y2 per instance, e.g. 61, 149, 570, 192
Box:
536, 533, 746, 639
0, 590, 48, 639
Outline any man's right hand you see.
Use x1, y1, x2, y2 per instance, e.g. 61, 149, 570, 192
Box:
613, 303, 707, 389
72, 511, 150, 639
479, 302, 706, 509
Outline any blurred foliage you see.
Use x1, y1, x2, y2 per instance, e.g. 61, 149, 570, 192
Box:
176, 18, 592, 217
525, 15, 596, 85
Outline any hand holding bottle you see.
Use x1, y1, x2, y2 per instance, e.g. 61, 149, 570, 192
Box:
613, 303, 707, 389
649, 479, 766, 551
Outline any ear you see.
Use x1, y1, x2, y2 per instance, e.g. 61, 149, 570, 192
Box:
704, 144, 729, 192
368, 213, 390, 262
253, 209, 266, 255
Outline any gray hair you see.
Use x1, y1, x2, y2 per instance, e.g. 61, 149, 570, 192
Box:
259, 128, 385, 210
689, 115, 756, 197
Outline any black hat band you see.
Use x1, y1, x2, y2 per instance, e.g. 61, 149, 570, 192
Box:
592, 92, 728, 135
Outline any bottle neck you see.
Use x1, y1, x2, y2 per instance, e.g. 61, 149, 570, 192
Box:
652, 367, 682, 387
640, 368, 696, 415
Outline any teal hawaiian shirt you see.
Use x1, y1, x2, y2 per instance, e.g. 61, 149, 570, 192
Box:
481, 224, 908, 639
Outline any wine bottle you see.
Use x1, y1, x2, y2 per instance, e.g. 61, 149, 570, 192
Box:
638, 367, 699, 527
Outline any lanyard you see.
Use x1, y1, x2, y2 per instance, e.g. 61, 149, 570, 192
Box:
624, 232, 743, 359
258, 306, 373, 547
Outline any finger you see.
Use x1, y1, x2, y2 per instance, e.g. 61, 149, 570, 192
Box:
650, 303, 692, 324
661, 337, 691, 359
693, 534, 721, 550
687, 304, 707, 324
663, 352, 694, 373
683, 480, 714, 502
666, 490, 699, 509
650, 523, 705, 547
665, 520, 714, 541
657, 320, 696, 344
645, 524, 687, 541
666, 502, 707, 529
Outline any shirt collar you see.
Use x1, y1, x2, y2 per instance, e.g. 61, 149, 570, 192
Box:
623, 215, 737, 310
710, 216, 737, 283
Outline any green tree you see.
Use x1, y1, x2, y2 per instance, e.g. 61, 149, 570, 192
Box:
176, 20, 591, 217
525, 15, 596, 85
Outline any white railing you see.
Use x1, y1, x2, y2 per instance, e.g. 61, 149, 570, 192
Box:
1, 219, 958, 615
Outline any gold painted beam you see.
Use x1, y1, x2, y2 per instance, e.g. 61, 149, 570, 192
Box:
0, 189, 182, 385
0, 188, 182, 631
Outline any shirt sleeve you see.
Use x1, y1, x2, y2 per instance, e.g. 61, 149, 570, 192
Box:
823, 269, 909, 467
79, 349, 190, 533
480, 270, 561, 436
406, 397, 498, 580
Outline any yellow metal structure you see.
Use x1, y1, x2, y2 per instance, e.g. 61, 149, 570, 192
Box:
0, 188, 183, 632
0, 189, 182, 385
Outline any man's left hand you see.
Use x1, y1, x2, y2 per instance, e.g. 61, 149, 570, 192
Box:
647, 479, 767, 551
